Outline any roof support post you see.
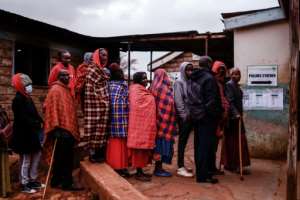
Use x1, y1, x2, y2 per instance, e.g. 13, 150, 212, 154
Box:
287, 0, 299, 199
150, 51, 153, 81
205, 37, 208, 55
127, 43, 131, 85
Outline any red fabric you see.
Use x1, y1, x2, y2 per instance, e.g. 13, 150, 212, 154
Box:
128, 148, 152, 168
150, 69, 177, 140
12, 73, 27, 97
127, 84, 157, 149
92, 49, 108, 68
48, 62, 76, 97
44, 81, 79, 139
212, 60, 226, 74
106, 137, 128, 169
75, 63, 89, 106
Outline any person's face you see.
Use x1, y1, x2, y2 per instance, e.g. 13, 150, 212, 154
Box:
99, 50, 108, 66
59, 72, 70, 85
231, 70, 241, 83
185, 64, 193, 79
61, 52, 71, 66
141, 74, 148, 87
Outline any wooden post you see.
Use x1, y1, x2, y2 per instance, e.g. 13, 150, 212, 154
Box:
150, 51, 153, 81
127, 43, 131, 85
287, 0, 299, 199
205, 37, 208, 55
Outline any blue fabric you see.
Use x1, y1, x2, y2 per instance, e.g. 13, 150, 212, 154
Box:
108, 80, 129, 138
154, 137, 174, 164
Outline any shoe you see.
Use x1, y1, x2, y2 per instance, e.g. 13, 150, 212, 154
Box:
197, 178, 219, 184
61, 184, 84, 191
21, 184, 37, 194
28, 181, 46, 189
135, 173, 151, 182
154, 169, 172, 177
177, 167, 193, 177
210, 169, 225, 176
89, 154, 105, 163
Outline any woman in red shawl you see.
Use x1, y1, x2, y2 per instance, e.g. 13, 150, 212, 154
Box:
150, 69, 177, 177
48, 51, 76, 97
127, 72, 156, 182
82, 48, 110, 163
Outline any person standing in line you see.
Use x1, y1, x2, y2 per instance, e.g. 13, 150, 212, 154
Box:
82, 48, 110, 163
174, 62, 194, 177
106, 64, 130, 177
10, 73, 44, 193
187, 56, 223, 184
211, 61, 230, 175
0, 106, 12, 197
150, 69, 177, 177
48, 50, 76, 97
127, 72, 156, 182
44, 69, 82, 191
222, 68, 251, 174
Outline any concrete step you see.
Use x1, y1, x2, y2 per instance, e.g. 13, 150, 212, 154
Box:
80, 160, 149, 200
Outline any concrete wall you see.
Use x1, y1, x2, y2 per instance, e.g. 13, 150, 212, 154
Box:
233, 21, 291, 159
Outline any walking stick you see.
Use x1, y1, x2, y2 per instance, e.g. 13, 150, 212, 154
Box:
218, 136, 223, 171
238, 118, 244, 181
42, 139, 57, 200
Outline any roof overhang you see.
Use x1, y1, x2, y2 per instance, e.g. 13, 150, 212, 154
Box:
222, 7, 286, 30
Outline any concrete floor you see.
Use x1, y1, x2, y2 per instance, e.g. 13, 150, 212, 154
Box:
128, 134, 288, 200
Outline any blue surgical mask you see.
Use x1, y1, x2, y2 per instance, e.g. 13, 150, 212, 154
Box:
25, 85, 33, 94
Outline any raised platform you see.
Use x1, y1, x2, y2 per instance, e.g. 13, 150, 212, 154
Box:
80, 160, 149, 200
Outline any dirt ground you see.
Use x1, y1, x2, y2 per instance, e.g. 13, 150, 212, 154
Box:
128, 134, 288, 200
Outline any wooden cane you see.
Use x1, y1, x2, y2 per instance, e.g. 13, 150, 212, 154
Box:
238, 118, 244, 181
218, 133, 223, 171
42, 139, 57, 200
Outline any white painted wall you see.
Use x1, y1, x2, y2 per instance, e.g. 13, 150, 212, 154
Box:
234, 21, 290, 84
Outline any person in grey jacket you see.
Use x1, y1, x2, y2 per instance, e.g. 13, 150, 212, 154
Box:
174, 62, 194, 177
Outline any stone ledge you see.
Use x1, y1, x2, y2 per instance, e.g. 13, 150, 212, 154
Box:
80, 160, 149, 200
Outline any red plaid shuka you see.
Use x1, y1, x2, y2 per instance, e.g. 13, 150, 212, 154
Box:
150, 69, 177, 141
82, 63, 110, 150
75, 63, 89, 108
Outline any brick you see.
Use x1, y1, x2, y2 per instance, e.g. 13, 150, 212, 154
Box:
0, 58, 12, 67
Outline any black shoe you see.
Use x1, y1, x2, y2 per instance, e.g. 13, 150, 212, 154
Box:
197, 178, 219, 184
50, 179, 61, 188
210, 169, 225, 176
21, 184, 37, 193
61, 184, 84, 191
135, 173, 151, 182
89, 154, 105, 163
28, 181, 46, 189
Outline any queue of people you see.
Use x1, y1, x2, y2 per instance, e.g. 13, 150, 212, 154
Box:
0, 49, 251, 197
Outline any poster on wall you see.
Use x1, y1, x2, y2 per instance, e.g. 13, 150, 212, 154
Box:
243, 88, 284, 110
247, 65, 278, 86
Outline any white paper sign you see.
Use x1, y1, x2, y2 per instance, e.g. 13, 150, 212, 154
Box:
247, 65, 278, 86
243, 88, 283, 110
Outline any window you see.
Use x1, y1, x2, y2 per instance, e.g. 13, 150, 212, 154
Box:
14, 42, 49, 86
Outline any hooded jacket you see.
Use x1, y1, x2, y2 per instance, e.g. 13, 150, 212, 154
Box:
174, 62, 191, 121
186, 68, 223, 122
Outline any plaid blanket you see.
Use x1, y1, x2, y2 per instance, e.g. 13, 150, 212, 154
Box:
108, 80, 129, 138
150, 69, 177, 141
82, 63, 110, 150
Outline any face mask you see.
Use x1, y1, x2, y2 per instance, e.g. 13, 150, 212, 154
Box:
25, 85, 33, 94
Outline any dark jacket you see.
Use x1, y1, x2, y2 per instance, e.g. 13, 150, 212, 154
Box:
10, 92, 43, 154
187, 68, 223, 123
225, 80, 243, 119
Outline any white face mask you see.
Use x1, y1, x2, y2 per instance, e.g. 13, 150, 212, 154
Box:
25, 85, 33, 94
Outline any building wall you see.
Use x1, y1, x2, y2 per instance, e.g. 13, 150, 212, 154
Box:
0, 37, 84, 120
234, 21, 290, 159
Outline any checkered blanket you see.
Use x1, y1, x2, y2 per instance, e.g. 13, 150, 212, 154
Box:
150, 69, 177, 141
108, 80, 129, 138
82, 64, 110, 150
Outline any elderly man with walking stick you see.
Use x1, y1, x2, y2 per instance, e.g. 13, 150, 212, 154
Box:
43, 69, 83, 194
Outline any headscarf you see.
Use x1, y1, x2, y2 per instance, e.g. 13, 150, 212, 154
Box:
212, 61, 226, 74
178, 62, 192, 97
150, 69, 171, 90
92, 48, 108, 68
83, 52, 93, 65
11, 73, 32, 97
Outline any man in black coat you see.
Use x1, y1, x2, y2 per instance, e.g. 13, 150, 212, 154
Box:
187, 56, 223, 184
